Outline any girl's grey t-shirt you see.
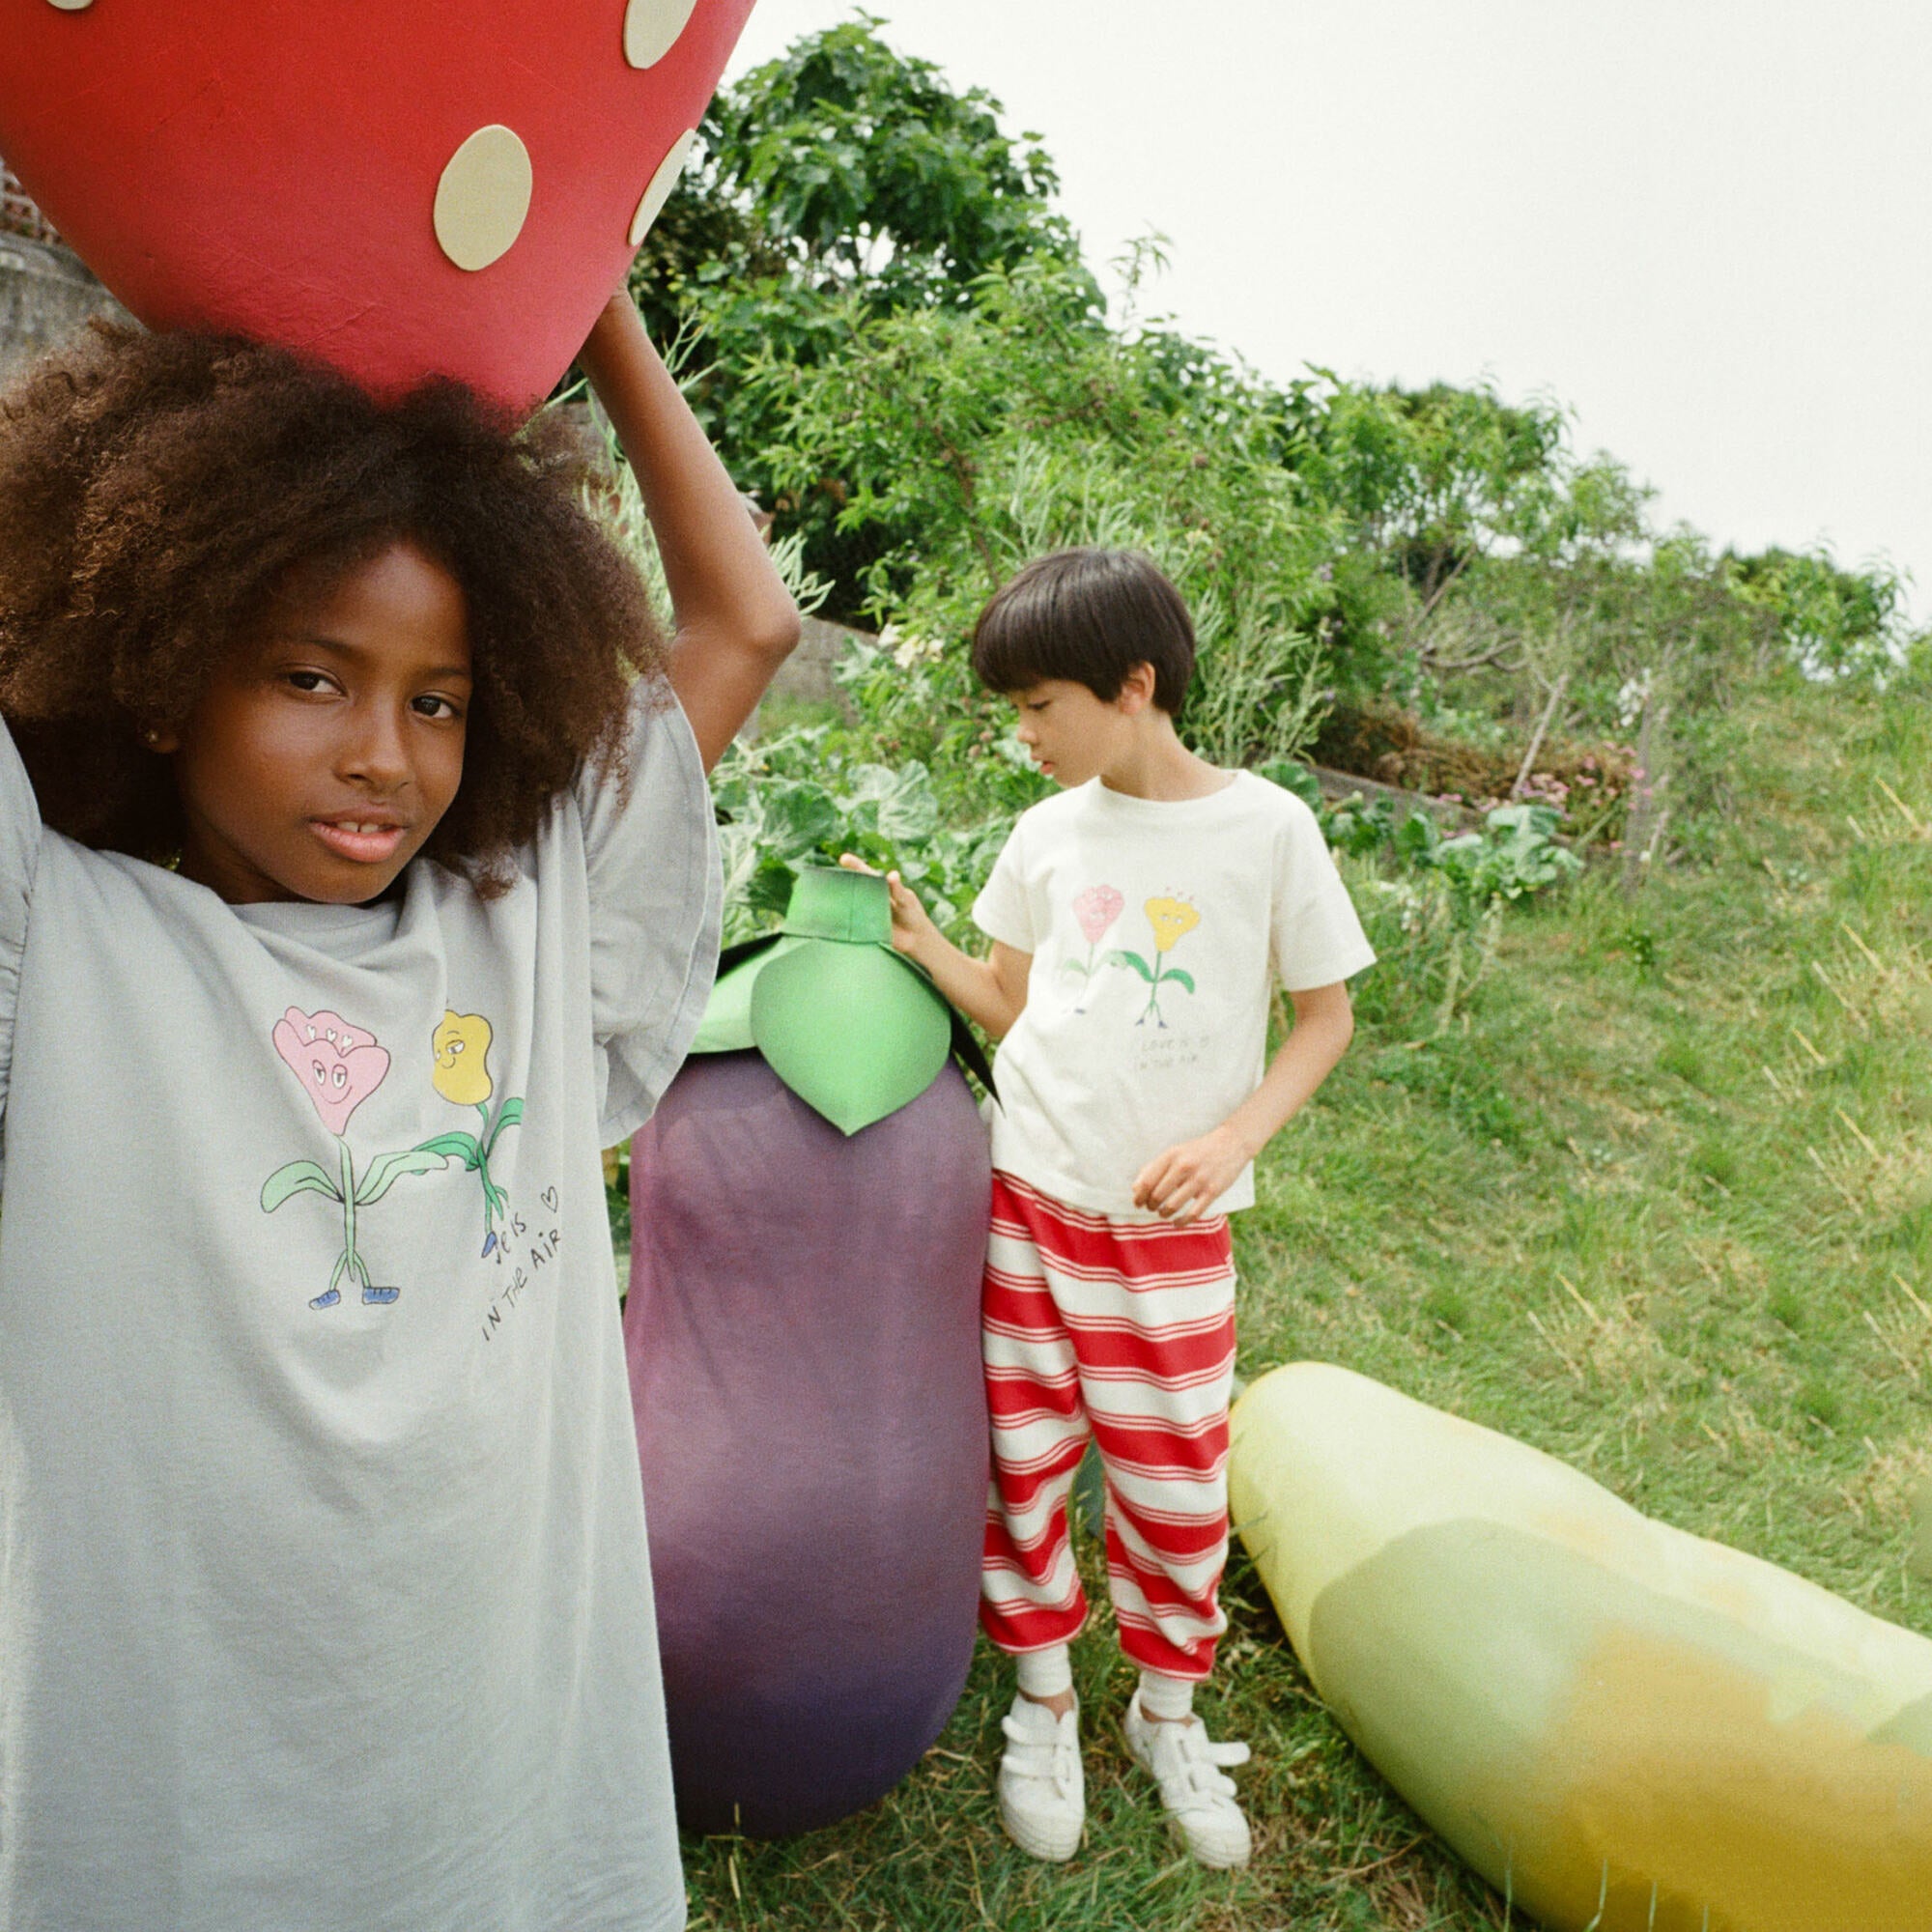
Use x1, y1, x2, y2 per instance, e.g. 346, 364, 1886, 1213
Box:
0, 681, 719, 1932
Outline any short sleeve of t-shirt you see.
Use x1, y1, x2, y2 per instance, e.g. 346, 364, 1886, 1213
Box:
0, 719, 43, 1177
1270, 791, 1378, 990
575, 677, 723, 1146
971, 818, 1036, 953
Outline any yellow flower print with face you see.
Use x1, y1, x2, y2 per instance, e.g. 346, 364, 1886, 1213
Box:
416, 1009, 526, 1260
432, 1010, 494, 1106
1103, 895, 1202, 1028
1146, 896, 1202, 954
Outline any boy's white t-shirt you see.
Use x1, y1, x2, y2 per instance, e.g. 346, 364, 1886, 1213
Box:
0, 682, 717, 1932
973, 771, 1375, 1219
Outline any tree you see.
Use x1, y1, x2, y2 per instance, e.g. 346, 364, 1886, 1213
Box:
702, 14, 1084, 306
617, 17, 1922, 769
748, 254, 1340, 785
620, 16, 1093, 607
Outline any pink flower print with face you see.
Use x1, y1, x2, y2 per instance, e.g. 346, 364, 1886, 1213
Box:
1072, 884, 1124, 946
272, 1008, 391, 1137
1063, 883, 1126, 1011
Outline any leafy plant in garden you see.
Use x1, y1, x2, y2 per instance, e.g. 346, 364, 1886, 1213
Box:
1407, 804, 1583, 915
1321, 790, 1581, 919
1257, 769, 1584, 1035
708, 726, 1013, 949
1260, 757, 1582, 919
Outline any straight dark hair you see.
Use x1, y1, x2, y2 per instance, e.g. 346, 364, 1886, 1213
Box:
971, 548, 1194, 714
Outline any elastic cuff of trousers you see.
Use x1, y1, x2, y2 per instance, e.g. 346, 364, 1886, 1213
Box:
1137, 1669, 1196, 1721
1015, 1645, 1074, 1700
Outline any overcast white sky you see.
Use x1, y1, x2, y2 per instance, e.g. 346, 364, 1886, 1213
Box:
726, 1, 1932, 621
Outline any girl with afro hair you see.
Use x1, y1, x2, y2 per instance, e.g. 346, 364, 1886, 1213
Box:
0, 293, 797, 1932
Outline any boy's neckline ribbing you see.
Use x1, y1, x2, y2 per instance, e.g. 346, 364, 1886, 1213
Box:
1081, 770, 1252, 815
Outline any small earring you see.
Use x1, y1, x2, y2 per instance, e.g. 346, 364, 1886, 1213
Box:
142, 728, 162, 749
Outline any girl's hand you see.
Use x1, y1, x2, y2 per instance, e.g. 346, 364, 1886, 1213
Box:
1132, 1125, 1252, 1224
838, 853, 936, 959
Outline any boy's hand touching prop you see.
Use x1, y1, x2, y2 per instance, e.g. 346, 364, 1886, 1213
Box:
836, 854, 940, 960
1, 0, 757, 411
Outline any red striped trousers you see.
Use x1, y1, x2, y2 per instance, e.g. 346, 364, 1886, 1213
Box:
980, 1171, 1236, 1681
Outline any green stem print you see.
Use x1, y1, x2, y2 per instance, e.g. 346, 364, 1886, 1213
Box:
263, 1007, 452, 1311
1105, 895, 1203, 1029
414, 1094, 525, 1259
337, 1137, 358, 1298
424, 1010, 527, 1259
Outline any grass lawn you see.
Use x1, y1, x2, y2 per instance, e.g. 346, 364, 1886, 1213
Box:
678, 670, 1932, 1930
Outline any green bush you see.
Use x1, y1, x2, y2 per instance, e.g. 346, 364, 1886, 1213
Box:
748, 252, 1337, 785
709, 726, 1015, 950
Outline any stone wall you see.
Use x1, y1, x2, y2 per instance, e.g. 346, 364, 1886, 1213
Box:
2, 162, 59, 247
0, 231, 128, 387
770, 613, 869, 706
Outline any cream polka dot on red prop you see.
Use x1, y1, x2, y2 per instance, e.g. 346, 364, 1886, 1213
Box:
434, 126, 534, 272
629, 128, 696, 246
624, 0, 699, 69
0, 0, 760, 412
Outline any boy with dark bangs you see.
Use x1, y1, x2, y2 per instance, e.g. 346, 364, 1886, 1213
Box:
849, 547, 1374, 1868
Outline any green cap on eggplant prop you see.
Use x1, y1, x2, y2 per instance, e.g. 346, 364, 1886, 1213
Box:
692, 865, 995, 1136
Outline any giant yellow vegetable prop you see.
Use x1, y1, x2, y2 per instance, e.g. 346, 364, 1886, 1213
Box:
1229, 1364, 1932, 1932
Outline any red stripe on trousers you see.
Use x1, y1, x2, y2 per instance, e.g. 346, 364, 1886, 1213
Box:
991, 1174, 1233, 1281
980, 1173, 1234, 1680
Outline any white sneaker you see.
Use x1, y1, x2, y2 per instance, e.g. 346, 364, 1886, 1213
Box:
1122, 1690, 1253, 1869
996, 1693, 1085, 1861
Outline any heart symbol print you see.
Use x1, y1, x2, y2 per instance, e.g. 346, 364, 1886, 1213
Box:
0, 0, 757, 411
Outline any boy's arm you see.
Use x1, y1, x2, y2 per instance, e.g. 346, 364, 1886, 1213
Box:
576, 293, 800, 772
1133, 980, 1355, 1224
838, 855, 1030, 1038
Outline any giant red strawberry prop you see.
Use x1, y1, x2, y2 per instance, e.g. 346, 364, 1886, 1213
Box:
0, 0, 756, 411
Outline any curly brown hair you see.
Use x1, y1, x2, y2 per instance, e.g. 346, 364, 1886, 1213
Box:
0, 322, 668, 895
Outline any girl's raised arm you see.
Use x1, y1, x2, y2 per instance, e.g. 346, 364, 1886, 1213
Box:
577, 292, 800, 772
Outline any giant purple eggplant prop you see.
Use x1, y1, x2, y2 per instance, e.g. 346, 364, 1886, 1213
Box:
626, 867, 994, 1837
